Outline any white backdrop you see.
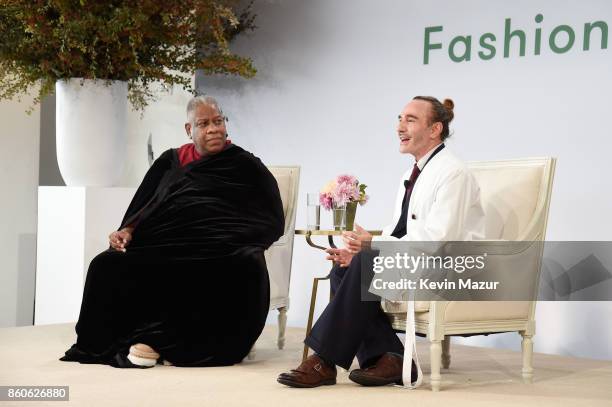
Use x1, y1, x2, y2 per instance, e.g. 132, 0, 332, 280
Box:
0, 94, 39, 328
122, 0, 612, 360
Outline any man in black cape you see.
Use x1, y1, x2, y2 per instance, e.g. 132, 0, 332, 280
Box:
61, 96, 284, 368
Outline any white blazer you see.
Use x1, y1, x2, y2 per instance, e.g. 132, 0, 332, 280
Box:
374, 147, 485, 243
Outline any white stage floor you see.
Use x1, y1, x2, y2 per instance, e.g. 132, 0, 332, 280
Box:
1, 323, 610, 406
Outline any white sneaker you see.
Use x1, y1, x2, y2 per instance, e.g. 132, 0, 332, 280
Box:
127, 344, 160, 368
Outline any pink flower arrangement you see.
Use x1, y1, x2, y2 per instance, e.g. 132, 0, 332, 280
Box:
319, 174, 369, 210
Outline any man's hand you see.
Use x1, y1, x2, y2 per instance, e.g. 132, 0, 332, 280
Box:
342, 224, 372, 254
109, 227, 134, 252
325, 248, 354, 267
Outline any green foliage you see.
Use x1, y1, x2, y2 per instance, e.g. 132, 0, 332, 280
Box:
0, 0, 257, 111
357, 182, 368, 205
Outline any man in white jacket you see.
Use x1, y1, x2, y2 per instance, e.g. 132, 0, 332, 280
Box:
278, 96, 485, 389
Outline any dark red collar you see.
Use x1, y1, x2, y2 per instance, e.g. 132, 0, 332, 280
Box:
177, 140, 232, 167
177, 143, 200, 167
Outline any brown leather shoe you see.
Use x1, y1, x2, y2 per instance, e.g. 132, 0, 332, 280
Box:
348, 353, 416, 386
277, 355, 337, 388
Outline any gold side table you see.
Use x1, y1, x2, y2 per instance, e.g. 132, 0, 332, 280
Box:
295, 229, 382, 361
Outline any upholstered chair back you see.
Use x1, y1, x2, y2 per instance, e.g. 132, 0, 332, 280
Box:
264, 166, 300, 309
468, 158, 555, 241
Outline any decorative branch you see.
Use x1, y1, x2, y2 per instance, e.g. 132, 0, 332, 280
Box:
0, 0, 257, 111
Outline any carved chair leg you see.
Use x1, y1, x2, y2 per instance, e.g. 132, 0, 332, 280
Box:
441, 336, 451, 369
520, 332, 534, 383
430, 339, 442, 391
277, 306, 288, 350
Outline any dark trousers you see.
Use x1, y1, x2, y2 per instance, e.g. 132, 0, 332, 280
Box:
304, 251, 404, 370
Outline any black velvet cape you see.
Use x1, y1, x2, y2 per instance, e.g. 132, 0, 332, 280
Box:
60, 144, 284, 367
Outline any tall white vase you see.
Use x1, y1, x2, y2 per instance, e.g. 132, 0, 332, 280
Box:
56, 79, 127, 186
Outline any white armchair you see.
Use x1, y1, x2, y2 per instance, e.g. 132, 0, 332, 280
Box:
382, 157, 556, 391
247, 166, 299, 360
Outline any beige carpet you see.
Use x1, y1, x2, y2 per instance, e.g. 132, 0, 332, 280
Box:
0, 323, 611, 407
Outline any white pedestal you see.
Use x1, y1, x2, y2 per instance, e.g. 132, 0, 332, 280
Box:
35, 186, 137, 325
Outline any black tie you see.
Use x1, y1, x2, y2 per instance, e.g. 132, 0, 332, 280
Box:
391, 163, 421, 238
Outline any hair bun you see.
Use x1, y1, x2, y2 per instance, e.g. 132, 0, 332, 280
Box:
442, 98, 454, 112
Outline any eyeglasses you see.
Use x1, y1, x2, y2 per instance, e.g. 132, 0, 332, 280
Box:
194, 116, 228, 129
